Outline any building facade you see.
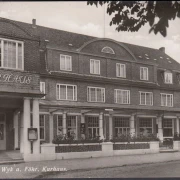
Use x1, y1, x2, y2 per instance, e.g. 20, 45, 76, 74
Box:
0, 17, 180, 160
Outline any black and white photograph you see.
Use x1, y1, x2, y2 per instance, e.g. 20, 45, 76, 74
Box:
0, 1, 180, 178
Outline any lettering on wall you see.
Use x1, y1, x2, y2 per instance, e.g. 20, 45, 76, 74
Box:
0, 73, 32, 84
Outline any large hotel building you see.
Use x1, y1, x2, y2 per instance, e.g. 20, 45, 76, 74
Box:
0, 17, 180, 160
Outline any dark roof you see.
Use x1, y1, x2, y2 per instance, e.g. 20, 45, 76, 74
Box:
1, 17, 180, 71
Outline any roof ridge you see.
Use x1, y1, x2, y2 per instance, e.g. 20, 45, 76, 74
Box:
0, 16, 159, 51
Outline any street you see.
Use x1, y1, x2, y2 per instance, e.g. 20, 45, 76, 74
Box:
40, 160, 180, 178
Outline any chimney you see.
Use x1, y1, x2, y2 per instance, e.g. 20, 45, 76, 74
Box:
159, 47, 165, 53
32, 19, 36, 28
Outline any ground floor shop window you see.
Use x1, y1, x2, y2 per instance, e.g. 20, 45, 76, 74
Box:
0, 114, 5, 140
67, 116, 77, 139
114, 117, 130, 137
139, 118, 153, 135
163, 119, 173, 137
56, 115, 77, 139
0, 124, 4, 140
40, 115, 45, 140
57, 115, 63, 135
87, 116, 99, 138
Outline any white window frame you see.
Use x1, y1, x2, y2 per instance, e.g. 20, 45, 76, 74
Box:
39, 115, 45, 141
90, 59, 100, 75
140, 67, 148, 80
56, 84, 77, 101
60, 54, 72, 71
163, 119, 174, 138
40, 82, 45, 99
87, 116, 99, 139
114, 89, 130, 104
0, 37, 24, 70
139, 91, 153, 106
164, 72, 173, 84
101, 46, 115, 54
160, 93, 173, 107
87, 86, 105, 102
116, 63, 126, 78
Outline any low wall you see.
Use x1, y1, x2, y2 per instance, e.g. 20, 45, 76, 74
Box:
173, 141, 180, 151
24, 141, 159, 161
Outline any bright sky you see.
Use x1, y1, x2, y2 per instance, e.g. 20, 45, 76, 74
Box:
0, 1, 180, 62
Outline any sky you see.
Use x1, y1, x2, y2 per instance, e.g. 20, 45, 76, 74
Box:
0, 1, 180, 62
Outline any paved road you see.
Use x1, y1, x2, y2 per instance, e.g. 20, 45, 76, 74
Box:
40, 160, 180, 178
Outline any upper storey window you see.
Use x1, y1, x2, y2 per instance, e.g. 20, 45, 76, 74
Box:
114, 89, 130, 104
0, 38, 24, 70
90, 59, 100, 75
164, 71, 172, 84
161, 93, 173, 107
101, 46, 115, 54
140, 67, 148, 81
60, 54, 72, 71
116, 63, 126, 78
87, 87, 105, 102
139, 91, 153, 106
56, 84, 77, 101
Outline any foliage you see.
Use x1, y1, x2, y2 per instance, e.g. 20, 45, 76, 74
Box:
111, 133, 159, 143
52, 132, 159, 144
52, 134, 103, 145
87, 1, 180, 37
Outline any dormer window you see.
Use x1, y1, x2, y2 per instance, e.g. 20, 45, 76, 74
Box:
0, 38, 24, 70
101, 46, 115, 54
116, 63, 126, 78
60, 54, 72, 71
164, 71, 172, 84
140, 67, 148, 81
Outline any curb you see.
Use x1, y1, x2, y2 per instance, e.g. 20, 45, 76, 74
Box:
0, 160, 24, 165
34, 158, 180, 179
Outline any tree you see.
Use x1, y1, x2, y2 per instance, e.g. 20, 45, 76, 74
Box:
87, 1, 180, 37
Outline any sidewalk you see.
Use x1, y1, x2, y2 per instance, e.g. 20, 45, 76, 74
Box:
1, 152, 180, 179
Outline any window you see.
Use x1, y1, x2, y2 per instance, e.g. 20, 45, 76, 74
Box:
87, 116, 99, 138
164, 72, 173, 84
139, 118, 153, 134
114, 117, 130, 137
67, 116, 77, 139
56, 84, 77, 101
116, 63, 126, 78
114, 89, 130, 104
40, 82, 45, 99
39, 115, 45, 140
161, 93, 173, 107
87, 87, 105, 102
60, 54, 72, 71
140, 92, 153, 106
0, 38, 24, 70
101, 46, 115, 54
90, 59, 100, 75
57, 115, 63, 135
163, 119, 173, 137
140, 67, 148, 80
0, 114, 5, 140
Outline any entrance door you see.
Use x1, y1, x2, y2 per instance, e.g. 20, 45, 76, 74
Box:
0, 114, 6, 150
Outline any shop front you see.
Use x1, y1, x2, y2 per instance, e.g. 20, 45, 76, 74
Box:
0, 113, 6, 150
0, 69, 43, 161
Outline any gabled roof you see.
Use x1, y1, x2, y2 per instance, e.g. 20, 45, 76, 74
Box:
1, 17, 180, 71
